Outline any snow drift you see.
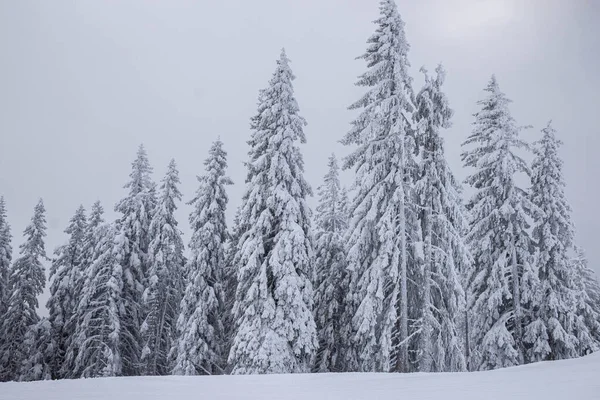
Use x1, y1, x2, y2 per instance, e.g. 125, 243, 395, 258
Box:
3, 352, 599, 400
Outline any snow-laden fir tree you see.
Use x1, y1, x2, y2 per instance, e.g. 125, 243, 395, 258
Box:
71, 222, 124, 378
412, 65, 468, 372
172, 140, 231, 375
340, 0, 416, 372
524, 122, 585, 362
141, 159, 185, 376
80, 201, 106, 287
113, 144, 155, 375
334, 187, 357, 372
571, 248, 600, 354
0, 199, 47, 382
61, 201, 105, 378
461, 75, 536, 370
0, 197, 12, 320
229, 49, 317, 374
19, 317, 53, 381
223, 206, 242, 363
46, 205, 87, 378
313, 154, 349, 373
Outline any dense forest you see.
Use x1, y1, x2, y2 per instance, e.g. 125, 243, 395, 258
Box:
1, 0, 599, 381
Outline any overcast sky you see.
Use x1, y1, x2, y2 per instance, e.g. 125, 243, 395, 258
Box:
1, 0, 599, 314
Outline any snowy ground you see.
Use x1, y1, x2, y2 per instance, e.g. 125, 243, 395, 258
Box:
3, 353, 599, 400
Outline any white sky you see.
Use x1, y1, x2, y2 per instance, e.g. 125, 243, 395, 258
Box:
1, 0, 599, 314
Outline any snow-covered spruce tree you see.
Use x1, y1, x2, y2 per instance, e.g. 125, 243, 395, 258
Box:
334, 187, 358, 372
71, 222, 124, 378
412, 65, 468, 372
172, 140, 232, 375
222, 206, 242, 364
313, 154, 349, 373
0, 199, 47, 382
80, 201, 106, 288
113, 144, 155, 375
571, 248, 600, 354
0, 198, 12, 381
0, 197, 12, 320
141, 159, 185, 376
46, 205, 87, 378
461, 75, 536, 370
19, 318, 53, 381
60, 200, 105, 378
229, 49, 317, 374
524, 122, 584, 362
340, 0, 416, 372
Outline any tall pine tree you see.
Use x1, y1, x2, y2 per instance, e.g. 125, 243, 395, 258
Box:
313, 154, 349, 372
0, 197, 12, 320
412, 65, 468, 372
113, 144, 155, 375
172, 140, 231, 375
229, 49, 317, 374
47, 205, 87, 378
525, 122, 582, 362
571, 248, 600, 354
61, 201, 105, 378
223, 206, 242, 364
19, 317, 53, 381
341, 0, 416, 372
461, 76, 536, 370
0, 199, 47, 381
141, 159, 185, 375
71, 222, 124, 377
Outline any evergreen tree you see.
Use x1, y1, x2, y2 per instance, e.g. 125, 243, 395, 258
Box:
412, 65, 468, 372
461, 76, 536, 370
19, 318, 53, 382
313, 154, 349, 372
172, 140, 231, 375
571, 248, 600, 354
47, 205, 87, 378
0, 199, 47, 381
340, 0, 416, 372
80, 201, 106, 289
61, 201, 105, 378
71, 222, 124, 378
223, 206, 242, 365
0, 197, 12, 319
113, 144, 155, 375
524, 122, 582, 362
335, 187, 357, 372
141, 159, 185, 375
229, 49, 317, 374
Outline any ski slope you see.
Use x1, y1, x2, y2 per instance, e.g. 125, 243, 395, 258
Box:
3, 352, 599, 400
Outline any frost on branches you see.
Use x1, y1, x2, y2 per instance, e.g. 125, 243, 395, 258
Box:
19, 317, 53, 382
0, 197, 12, 325
313, 154, 349, 373
113, 144, 156, 376
229, 49, 317, 375
412, 65, 468, 372
172, 140, 231, 375
341, 0, 416, 372
0, 199, 47, 382
71, 222, 124, 378
461, 76, 536, 370
141, 159, 185, 376
47, 205, 87, 379
570, 249, 600, 354
223, 207, 243, 362
525, 122, 585, 362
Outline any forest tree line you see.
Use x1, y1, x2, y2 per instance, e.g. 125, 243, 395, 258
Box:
1, 0, 599, 381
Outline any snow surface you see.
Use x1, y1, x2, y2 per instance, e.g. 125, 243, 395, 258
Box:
3, 352, 599, 400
